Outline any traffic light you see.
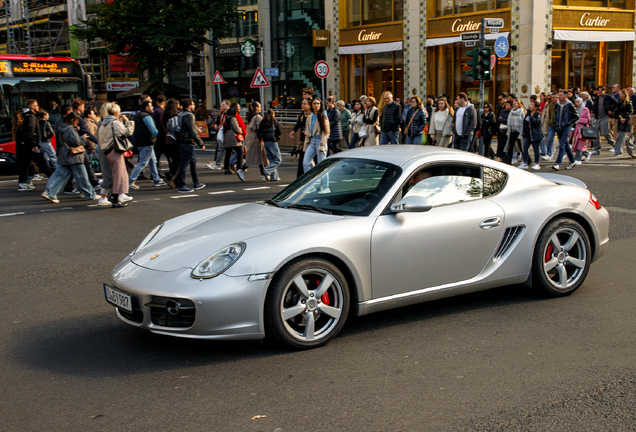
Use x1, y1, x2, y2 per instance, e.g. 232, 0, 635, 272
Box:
478, 47, 492, 80
465, 48, 480, 81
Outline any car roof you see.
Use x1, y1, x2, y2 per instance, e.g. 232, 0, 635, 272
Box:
332, 145, 485, 167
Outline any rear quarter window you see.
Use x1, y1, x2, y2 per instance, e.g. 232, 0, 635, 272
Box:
483, 167, 508, 197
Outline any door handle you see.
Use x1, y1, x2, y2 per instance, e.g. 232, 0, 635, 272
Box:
480, 217, 501, 230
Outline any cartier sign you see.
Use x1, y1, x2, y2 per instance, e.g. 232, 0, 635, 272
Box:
340, 23, 403, 46
579, 13, 609, 27
312, 29, 330, 47
451, 19, 482, 33
553, 8, 633, 30
427, 11, 510, 38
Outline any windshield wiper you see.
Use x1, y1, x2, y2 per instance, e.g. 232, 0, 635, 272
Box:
263, 199, 283, 208
285, 204, 333, 215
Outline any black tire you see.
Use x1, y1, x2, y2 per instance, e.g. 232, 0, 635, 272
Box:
264, 257, 350, 350
532, 218, 591, 297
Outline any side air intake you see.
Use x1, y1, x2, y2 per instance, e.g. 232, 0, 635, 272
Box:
494, 225, 526, 260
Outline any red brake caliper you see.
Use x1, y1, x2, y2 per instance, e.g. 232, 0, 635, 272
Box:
319, 280, 330, 306
545, 243, 553, 263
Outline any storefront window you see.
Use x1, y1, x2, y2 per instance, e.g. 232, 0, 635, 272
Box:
607, 42, 624, 87
554, 0, 626, 5
340, 50, 404, 101
346, 0, 404, 27
433, 0, 509, 18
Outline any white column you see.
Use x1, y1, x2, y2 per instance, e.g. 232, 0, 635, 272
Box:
258, 0, 272, 104
515, 0, 550, 106
325, 0, 339, 99
403, 0, 423, 99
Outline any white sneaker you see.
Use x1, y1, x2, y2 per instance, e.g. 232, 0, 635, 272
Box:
565, 163, 575, 170
511, 158, 518, 164
531, 164, 540, 170
574, 160, 582, 165
585, 154, 591, 162
552, 164, 560, 171
97, 197, 112, 207
517, 163, 529, 169
609, 148, 615, 153
541, 155, 551, 161
119, 194, 133, 203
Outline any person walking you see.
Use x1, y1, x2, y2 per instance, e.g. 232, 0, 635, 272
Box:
129, 100, 166, 188
480, 102, 496, 157
572, 99, 591, 164
349, 100, 365, 149
175, 98, 206, 192
258, 109, 282, 181
161, 98, 183, 188
95, 102, 115, 206
16, 99, 46, 190
451, 93, 477, 152
591, 86, 617, 155
240, 101, 267, 181
325, 96, 343, 154
612, 89, 633, 156
503, 100, 524, 164
429, 97, 453, 148
337, 100, 351, 149
208, 99, 229, 170
221, 104, 244, 181
359, 97, 379, 146
97, 104, 135, 207
551, 90, 579, 171
496, 100, 512, 160
152, 95, 168, 175
290, 98, 311, 177
403, 97, 426, 144
519, 100, 542, 170
41, 112, 96, 203
379, 92, 401, 145
36, 110, 56, 170
303, 98, 330, 174
71, 99, 100, 189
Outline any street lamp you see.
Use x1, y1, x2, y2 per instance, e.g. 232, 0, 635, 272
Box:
187, 54, 194, 99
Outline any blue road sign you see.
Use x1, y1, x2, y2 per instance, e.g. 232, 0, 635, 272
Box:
495, 35, 509, 58
264, 68, 279, 77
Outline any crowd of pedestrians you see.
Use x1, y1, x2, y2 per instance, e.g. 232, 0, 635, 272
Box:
11, 83, 635, 206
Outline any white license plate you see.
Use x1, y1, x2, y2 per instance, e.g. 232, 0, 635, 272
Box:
104, 284, 132, 312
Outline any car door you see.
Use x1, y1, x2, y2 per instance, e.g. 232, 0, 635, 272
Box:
370, 163, 504, 299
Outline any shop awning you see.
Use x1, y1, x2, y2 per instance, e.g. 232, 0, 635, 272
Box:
338, 42, 403, 55
425, 32, 510, 47
553, 30, 635, 42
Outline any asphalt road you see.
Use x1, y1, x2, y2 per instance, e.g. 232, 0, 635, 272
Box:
1, 148, 636, 431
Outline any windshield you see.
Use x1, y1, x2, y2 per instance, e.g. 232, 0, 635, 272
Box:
0, 77, 83, 143
271, 158, 402, 216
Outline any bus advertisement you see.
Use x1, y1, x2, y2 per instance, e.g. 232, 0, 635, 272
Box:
0, 55, 92, 167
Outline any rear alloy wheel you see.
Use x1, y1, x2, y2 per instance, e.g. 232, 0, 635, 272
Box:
532, 218, 591, 297
265, 258, 350, 349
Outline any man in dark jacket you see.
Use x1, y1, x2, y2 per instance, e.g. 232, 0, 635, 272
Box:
176, 98, 206, 193
551, 90, 579, 170
129, 100, 165, 188
17, 99, 49, 191
451, 93, 477, 152
71, 98, 100, 188
152, 95, 168, 176
325, 96, 343, 154
591, 86, 617, 154
379, 92, 401, 145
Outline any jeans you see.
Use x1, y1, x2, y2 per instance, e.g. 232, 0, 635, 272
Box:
129, 145, 161, 182
380, 130, 398, 145
177, 144, 198, 187
303, 136, 327, 173
523, 137, 541, 165
342, 129, 350, 149
452, 133, 473, 151
46, 163, 95, 199
614, 131, 628, 155
593, 116, 615, 151
215, 141, 225, 165
39, 142, 57, 168
350, 132, 360, 149
555, 127, 575, 165
546, 126, 556, 157
263, 141, 282, 180
406, 134, 423, 144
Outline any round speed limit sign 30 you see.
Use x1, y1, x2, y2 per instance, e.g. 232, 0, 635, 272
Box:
315, 61, 329, 79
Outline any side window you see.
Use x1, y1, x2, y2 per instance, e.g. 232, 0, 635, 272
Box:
403, 164, 483, 207
483, 167, 508, 197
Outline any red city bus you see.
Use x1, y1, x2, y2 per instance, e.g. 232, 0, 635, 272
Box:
0, 55, 93, 167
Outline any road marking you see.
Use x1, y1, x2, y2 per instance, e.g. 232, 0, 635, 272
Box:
278, 184, 289, 187
0, 179, 18, 183
244, 186, 270, 191
132, 198, 162, 203
0, 212, 25, 217
40, 207, 74, 212
208, 190, 235, 195
170, 194, 199, 199
605, 206, 636, 215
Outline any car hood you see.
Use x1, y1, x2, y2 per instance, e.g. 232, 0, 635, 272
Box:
131, 203, 341, 271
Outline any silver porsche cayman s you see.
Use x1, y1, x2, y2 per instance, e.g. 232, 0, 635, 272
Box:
105, 146, 609, 349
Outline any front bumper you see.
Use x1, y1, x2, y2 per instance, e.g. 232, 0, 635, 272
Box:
108, 257, 271, 340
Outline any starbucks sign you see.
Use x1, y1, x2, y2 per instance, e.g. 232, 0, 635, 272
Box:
241, 40, 256, 58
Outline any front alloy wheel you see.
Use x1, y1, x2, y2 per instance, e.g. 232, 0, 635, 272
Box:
533, 218, 591, 296
265, 258, 350, 349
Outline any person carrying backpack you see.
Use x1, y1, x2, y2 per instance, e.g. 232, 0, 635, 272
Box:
175, 98, 206, 193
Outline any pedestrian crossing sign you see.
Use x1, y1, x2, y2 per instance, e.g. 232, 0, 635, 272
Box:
212, 71, 225, 84
250, 67, 270, 88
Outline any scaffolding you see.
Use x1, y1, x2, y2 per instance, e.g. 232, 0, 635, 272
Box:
0, 0, 70, 56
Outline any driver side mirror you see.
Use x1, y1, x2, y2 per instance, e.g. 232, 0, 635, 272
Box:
390, 196, 433, 213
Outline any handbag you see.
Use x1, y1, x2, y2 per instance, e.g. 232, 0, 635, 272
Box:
581, 126, 597, 140
112, 123, 133, 153
60, 131, 85, 156
236, 133, 244, 142
374, 124, 381, 134
358, 125, 368, 138
123, 149, 133, 158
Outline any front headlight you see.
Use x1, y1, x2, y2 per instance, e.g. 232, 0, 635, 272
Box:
191, 243, 245, 279
132, 224, 163, 255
